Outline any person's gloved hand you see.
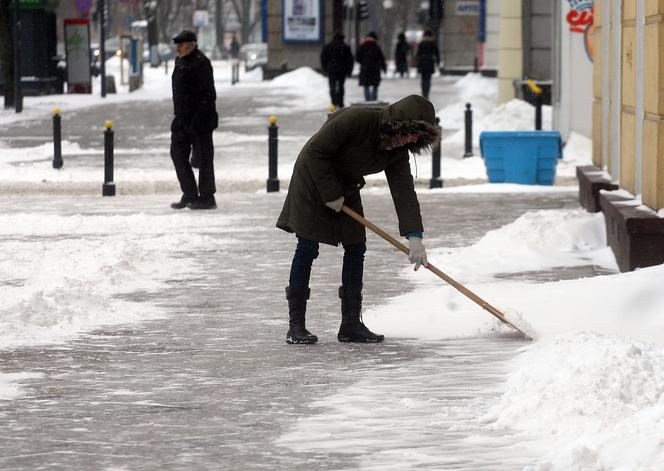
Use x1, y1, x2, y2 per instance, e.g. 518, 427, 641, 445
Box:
325, 196, 344, 212
408, 237, 428, 271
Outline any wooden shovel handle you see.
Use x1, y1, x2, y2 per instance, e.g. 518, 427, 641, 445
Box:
340, 205, 531, 339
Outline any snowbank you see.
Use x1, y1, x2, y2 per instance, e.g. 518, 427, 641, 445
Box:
360, 206, 664, 469
485, 333, 664, 470
0, 209, 237, 352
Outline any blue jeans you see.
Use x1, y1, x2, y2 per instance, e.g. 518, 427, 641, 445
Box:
363, 85, 378, 101
289, 236, 366, 289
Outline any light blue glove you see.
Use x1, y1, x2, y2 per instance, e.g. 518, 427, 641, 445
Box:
408, 237, 428, 271
325, 196, 344, 212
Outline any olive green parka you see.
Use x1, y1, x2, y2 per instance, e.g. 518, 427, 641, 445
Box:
276, 95, 437, 246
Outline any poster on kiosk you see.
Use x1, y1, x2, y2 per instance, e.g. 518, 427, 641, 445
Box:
64, 18, 92, 93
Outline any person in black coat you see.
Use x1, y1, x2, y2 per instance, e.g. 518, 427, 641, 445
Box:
394, 32, 410, 78
356, 31, 387, 101
320, 32, 354, 108
415, 30, 440, 100
169, 30, 219, 210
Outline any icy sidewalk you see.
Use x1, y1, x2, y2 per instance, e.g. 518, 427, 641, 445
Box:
0, 189, 604, 470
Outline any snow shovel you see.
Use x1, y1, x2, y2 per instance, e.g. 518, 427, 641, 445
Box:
341, 205, 532, 340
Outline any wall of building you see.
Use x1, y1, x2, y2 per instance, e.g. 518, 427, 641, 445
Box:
553, 0, 594, 140
483, 0, 500, 71
593, 0, 664, 210
265, 0, 334, 77
497, 0, 522, 103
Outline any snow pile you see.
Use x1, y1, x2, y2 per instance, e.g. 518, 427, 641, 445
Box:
438, 73, 498, 131
445, 98, 552, 152
426, 209, 611, 281
359, 206, 664, 468
259, 67, 330, 114
485, 333, 664, 469
0, 372, 44, 401
0, 210, 234, 350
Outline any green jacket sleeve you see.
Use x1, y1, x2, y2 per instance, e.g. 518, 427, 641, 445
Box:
384, 151, 424, 236
303, 112, 353, 202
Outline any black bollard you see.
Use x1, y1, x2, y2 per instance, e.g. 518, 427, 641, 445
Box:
102, 120, 116, 196
526, 79, 544, 130
430, 117, 443, 188
327, 103, 336, 121
267, 115, 279, 192
463, 103, 474, 158
52, 108, 63, 169
535, 93, 543, 130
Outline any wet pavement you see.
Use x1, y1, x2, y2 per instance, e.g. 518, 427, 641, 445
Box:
0, 189, 612, 470
0, 71, 609, 469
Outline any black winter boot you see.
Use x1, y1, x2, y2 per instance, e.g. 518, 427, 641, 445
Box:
285, 286, 318, 344
338, 285, 385, 343
170, 194, 196, 209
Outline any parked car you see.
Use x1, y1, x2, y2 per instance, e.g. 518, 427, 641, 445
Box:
240, 43, 268, 71
91, 37, 122, 61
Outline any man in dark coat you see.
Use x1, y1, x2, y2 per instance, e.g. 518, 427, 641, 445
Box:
320, 32, 354, 108
355, 31, 387, 101
415, 30, 440, 100
277, 95, 440, 344
169, 30, 219, 210
394, 32, 410, 78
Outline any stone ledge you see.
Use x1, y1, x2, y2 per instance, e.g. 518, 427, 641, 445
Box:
576, 165, 619, 212
599, 191, 664, 272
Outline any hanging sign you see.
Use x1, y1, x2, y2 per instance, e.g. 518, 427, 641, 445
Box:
73, 0, 93, 15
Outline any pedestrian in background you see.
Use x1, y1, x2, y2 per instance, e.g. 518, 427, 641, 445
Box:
230, 33, 240, 85
356, 31, 387, 102
394, 32, 410, 78
415, 30, 440, 100
169, 30, 219, 210
320, 32, 354, 109
277, 95, 439, 345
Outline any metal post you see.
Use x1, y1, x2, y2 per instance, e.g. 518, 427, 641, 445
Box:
52, 108, 63, 169
463, 103, 474, 158
102, 120, 115, 196
327, 103, 337, 120
100, 0, 107, 97
535, 93, 543, 130
430, 117, 442, 188
13, 0, 22, 113
267, 116, 280, 192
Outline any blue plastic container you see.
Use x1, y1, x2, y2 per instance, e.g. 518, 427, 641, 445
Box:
479, 131, 562, 185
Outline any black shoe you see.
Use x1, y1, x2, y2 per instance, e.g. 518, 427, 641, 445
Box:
286, 325, 318, 344
170, 195, 196, 209
338, 323, 385, 343
337, 285, 385, 343
190, 196, 217, 210
285, 286, 318, 345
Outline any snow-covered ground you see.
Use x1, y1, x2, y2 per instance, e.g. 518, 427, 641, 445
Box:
1, 61, 662, 469
0, 62, 590, 187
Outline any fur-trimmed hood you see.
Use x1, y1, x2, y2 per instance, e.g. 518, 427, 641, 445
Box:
380, 95, 440, 154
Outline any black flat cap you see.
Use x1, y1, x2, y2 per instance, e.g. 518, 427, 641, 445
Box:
172, 30, 197, 44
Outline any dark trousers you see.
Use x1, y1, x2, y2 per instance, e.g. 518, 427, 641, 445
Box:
421, 73, 432, 99
170, 119, 215, 199
289, 236, 366, 290
231, 60, 240, 85
328, 76, 346, 108
363, 85, 378, 101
